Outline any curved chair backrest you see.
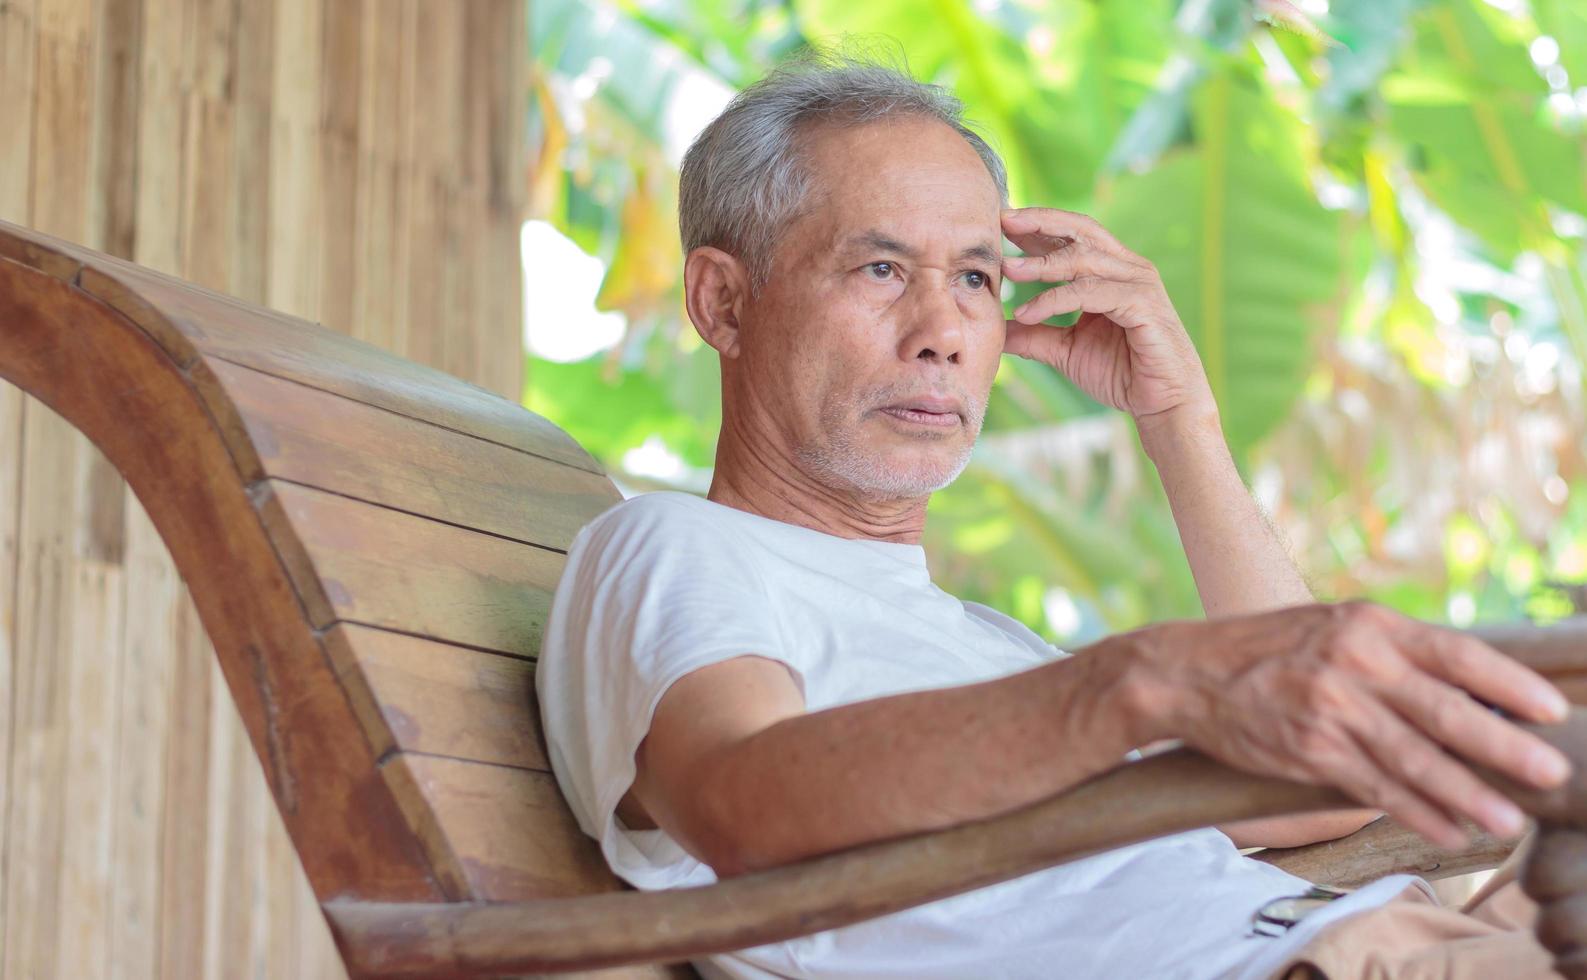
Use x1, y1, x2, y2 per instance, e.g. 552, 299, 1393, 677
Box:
0, 220, 687, 976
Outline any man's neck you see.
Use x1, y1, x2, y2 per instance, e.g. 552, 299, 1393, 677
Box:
706, 428, 929, 545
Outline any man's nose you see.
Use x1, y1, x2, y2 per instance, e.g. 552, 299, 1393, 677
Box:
897, 278, 966, 366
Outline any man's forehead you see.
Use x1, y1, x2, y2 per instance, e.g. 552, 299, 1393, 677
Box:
791, 118, 1005, 261
837, 228, 1002, 265
802, 118, 1002, 200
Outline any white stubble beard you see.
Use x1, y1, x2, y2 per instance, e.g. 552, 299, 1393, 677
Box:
793, 385, 987, 501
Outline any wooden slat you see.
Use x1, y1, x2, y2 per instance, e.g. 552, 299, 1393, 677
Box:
1255, 816, 1512, 889
157, 594, 215, 980
230, 0, 273, 307
0, 0, 29, 904
0, 0, 39, 225
267, 0, 324, 324
86, 0, 141, 261
17, 16, 105, 974
180, 94, 236, 292
109, 503, 178, 979
404, 169, 446, 373
213, 357, 618, 549
200, 654, 246, 979
317, 0, 359, 336
93, 257, 598, 471
325, 623, 548, 772
0, 380, 20, 969
30, 19, 93, 244
4, 403, 78, 980
381, 752, 621, 902
352, 0, 411, 354
55, 559, 123, 976
130, 0, 184, 276
257, 478, 567, 658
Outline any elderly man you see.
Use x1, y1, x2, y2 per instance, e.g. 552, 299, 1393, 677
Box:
537, 54, 1573, 979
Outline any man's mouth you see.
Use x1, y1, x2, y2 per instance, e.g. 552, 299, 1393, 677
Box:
878, 397, 965, 428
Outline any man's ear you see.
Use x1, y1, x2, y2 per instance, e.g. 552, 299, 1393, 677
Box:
684, 246, 752, 359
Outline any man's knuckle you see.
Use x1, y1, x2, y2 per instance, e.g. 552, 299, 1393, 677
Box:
1293, 724, 1333, 759
1300, 673, 1350, 714
1424, 692, 1464, 740
1396, 742, 1442, 787
1335, 599, 1381, 625
1318, 638, 1366, 672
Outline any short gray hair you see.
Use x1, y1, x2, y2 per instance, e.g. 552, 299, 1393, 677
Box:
678, 48, 1009, 290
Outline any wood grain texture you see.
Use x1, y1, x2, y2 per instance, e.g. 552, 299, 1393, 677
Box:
2, 5, 533, 978
1253, 817, 1512, 888
13, 16, 103, 978
325, 623, 550, 772
0, 355, 19, 971
381, 752, 623, 903
255, 477, 568, 658
210, 357, 618, 550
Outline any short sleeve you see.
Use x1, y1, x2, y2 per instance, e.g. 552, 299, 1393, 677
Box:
534, 493, 797, 888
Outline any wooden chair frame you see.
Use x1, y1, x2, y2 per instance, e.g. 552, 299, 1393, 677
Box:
4, 218, 1586, 978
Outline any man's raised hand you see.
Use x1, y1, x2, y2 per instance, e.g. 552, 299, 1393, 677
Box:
1000, 207, 1213, 430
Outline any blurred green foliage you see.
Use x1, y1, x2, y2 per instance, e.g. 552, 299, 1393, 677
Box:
526, 0, 1587, 645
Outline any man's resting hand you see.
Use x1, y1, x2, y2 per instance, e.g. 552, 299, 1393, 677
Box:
1122, 601, 1574, 850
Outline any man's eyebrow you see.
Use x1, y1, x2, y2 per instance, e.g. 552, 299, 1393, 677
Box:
845, 230, 921, 259
843, 231, 1002, 267
958, 242, 1001, 266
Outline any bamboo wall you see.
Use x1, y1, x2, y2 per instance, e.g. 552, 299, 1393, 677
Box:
0, 1, 529, 975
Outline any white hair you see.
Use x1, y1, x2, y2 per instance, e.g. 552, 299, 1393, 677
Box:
678, 47, 1010, 290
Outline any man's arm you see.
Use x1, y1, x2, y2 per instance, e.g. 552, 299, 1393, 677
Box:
998, 206, 1375, 848
624, 648, 1152, 876
624, 603, 1567, 878
1137, 407, 1383, 848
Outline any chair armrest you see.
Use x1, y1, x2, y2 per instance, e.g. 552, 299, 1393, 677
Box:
1253, 816, 1513, 888
328, 710, 1587, 977
327, 625, 1587, 977
326, 748, 1354, 976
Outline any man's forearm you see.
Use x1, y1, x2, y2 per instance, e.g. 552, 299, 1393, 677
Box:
1136, 405, 1380, 847
683, 643, 1153, 876
1136, 406, 1313, 616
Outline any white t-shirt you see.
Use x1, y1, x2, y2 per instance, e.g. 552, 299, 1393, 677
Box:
536, 491, 1429, 979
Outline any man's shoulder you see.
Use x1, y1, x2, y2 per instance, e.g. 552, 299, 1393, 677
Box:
572, 491, 762, 573
581, 490, 721, 543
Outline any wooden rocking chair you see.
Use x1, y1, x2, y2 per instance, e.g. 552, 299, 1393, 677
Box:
4, 217, 1587, 979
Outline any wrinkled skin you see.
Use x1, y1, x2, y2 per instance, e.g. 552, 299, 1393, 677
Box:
687, 115, 1006, 541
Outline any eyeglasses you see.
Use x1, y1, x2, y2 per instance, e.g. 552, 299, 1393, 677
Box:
1250, 884, 1350, 938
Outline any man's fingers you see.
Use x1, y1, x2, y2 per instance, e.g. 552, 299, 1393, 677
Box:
1002, 245, 1143, 285
1003, 318, 1088, 363
1002, 207, 1134, 257
1352, 701, 1529, 840
1334, 729, 1472, 850
1396, 625, 1571, 725
1384, 670, 1572, 791
1010, 278, 1132, 324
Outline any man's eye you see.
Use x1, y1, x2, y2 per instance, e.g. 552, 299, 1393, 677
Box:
964, 271, 990, 290
864, 262, 896, 280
